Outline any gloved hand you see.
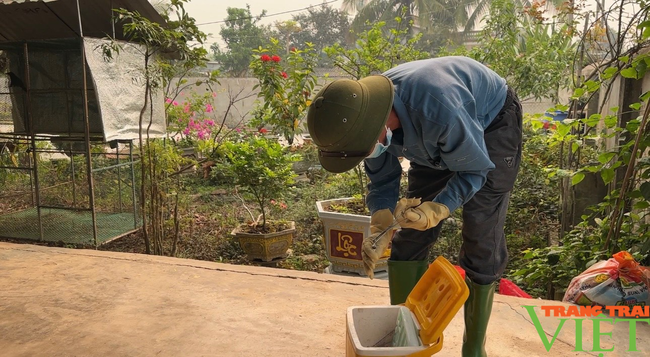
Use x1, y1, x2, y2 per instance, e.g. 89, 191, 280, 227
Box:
361, 209, 395, 279
394, 197, 449, 231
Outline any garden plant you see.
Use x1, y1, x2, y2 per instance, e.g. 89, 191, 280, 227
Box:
214, 132, 300, 233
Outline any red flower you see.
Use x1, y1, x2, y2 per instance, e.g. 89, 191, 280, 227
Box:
259, 128, 268, 134
281, 72, 288, 78
271, 55, 281, 62
290, 47, 297, 52
260, 54, 271, 62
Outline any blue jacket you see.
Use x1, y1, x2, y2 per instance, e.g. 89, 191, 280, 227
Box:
364, 56, 507, 214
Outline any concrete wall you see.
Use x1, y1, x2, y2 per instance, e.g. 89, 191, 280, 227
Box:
179, 77, 260, 129
181, 68, 350, 129
189, 74, 562, 130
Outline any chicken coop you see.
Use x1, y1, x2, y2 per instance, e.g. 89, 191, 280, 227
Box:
0, 0, 167, 246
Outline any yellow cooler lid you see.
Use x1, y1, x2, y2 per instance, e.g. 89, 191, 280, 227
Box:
404, 256, 469, 346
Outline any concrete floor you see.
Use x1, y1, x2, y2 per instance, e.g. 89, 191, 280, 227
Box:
1, 242, 649, 357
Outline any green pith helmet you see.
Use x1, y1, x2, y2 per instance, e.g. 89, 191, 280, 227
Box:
307, 76, 395, 173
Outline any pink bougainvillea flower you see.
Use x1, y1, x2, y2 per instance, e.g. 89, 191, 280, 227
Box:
205, 103, 213, 113
259, 128, 268, 134
204, 119, 215, 126
260, 54, 271, 62
183, 127, 190, 135
212, 92, 217, 98
235, 127, 242, 133
165, 98, 172, 104
281, 72, 288, 78
271, 55, 281, 62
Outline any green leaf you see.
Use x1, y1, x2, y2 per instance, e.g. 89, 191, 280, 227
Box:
584, 80, 600, 92
527, 271, 542, 280
626, 120, 640, 133
602, 67, 618, 79
604, 115, 618, 128
556, 122, 571, 136
628, 190, 643, 198
634, 201, 650, 210
571, 142, 579, 153
584, 114, 601, 127
572, 88, 585, 98
642, 91, 650, 102
630, 102, 642, 110
598, 152, 616, 164
621, 67, 639, 79
572, 172, 585, 185
601, 168, 615, 184
638, 60, 649, 78
640, 182, 650, 200
585, 259, 598, 268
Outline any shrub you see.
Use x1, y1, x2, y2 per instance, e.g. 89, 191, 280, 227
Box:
215, 134, 300, 231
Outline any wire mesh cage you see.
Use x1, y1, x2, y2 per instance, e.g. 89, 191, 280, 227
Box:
0, 0, 170, 248
0, 135, 140, 246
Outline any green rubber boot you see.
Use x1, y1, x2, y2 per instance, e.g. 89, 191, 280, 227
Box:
387, 260, 429, 305
462, 277, 496, 357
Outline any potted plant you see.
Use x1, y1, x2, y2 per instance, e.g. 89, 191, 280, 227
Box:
316, 195, 392, 276
217, 133, 300, 262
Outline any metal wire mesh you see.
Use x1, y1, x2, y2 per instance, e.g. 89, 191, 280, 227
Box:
0, 136, 140, 246
0, 40, 103, 137
521, 98, 558, 115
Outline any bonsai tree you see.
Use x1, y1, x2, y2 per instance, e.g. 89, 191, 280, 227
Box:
217, 133, 300, 232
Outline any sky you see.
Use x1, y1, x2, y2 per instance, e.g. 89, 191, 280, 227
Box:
182, 0, 348, 48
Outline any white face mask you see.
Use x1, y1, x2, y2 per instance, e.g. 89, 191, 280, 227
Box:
366, 127, 393, 159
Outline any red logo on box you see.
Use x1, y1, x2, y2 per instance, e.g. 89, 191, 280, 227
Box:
330, 229, 363, 260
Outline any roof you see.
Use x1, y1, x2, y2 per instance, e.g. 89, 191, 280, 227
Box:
0, 0, 166, 43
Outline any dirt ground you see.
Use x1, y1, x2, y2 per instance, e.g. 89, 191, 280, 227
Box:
1, 242, 649, 357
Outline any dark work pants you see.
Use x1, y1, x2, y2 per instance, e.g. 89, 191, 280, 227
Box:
389, 87, 523, 285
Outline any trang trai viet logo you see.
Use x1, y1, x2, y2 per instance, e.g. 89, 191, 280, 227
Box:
523, 305, 649, 355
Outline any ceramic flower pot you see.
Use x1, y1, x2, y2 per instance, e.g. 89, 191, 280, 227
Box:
316, 198, 390, 276
232, 221, 295, 262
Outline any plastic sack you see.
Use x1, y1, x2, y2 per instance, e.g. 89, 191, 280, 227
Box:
499, 278, 533, 299
562, 251, 650, 307
454, 265, 466, 280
